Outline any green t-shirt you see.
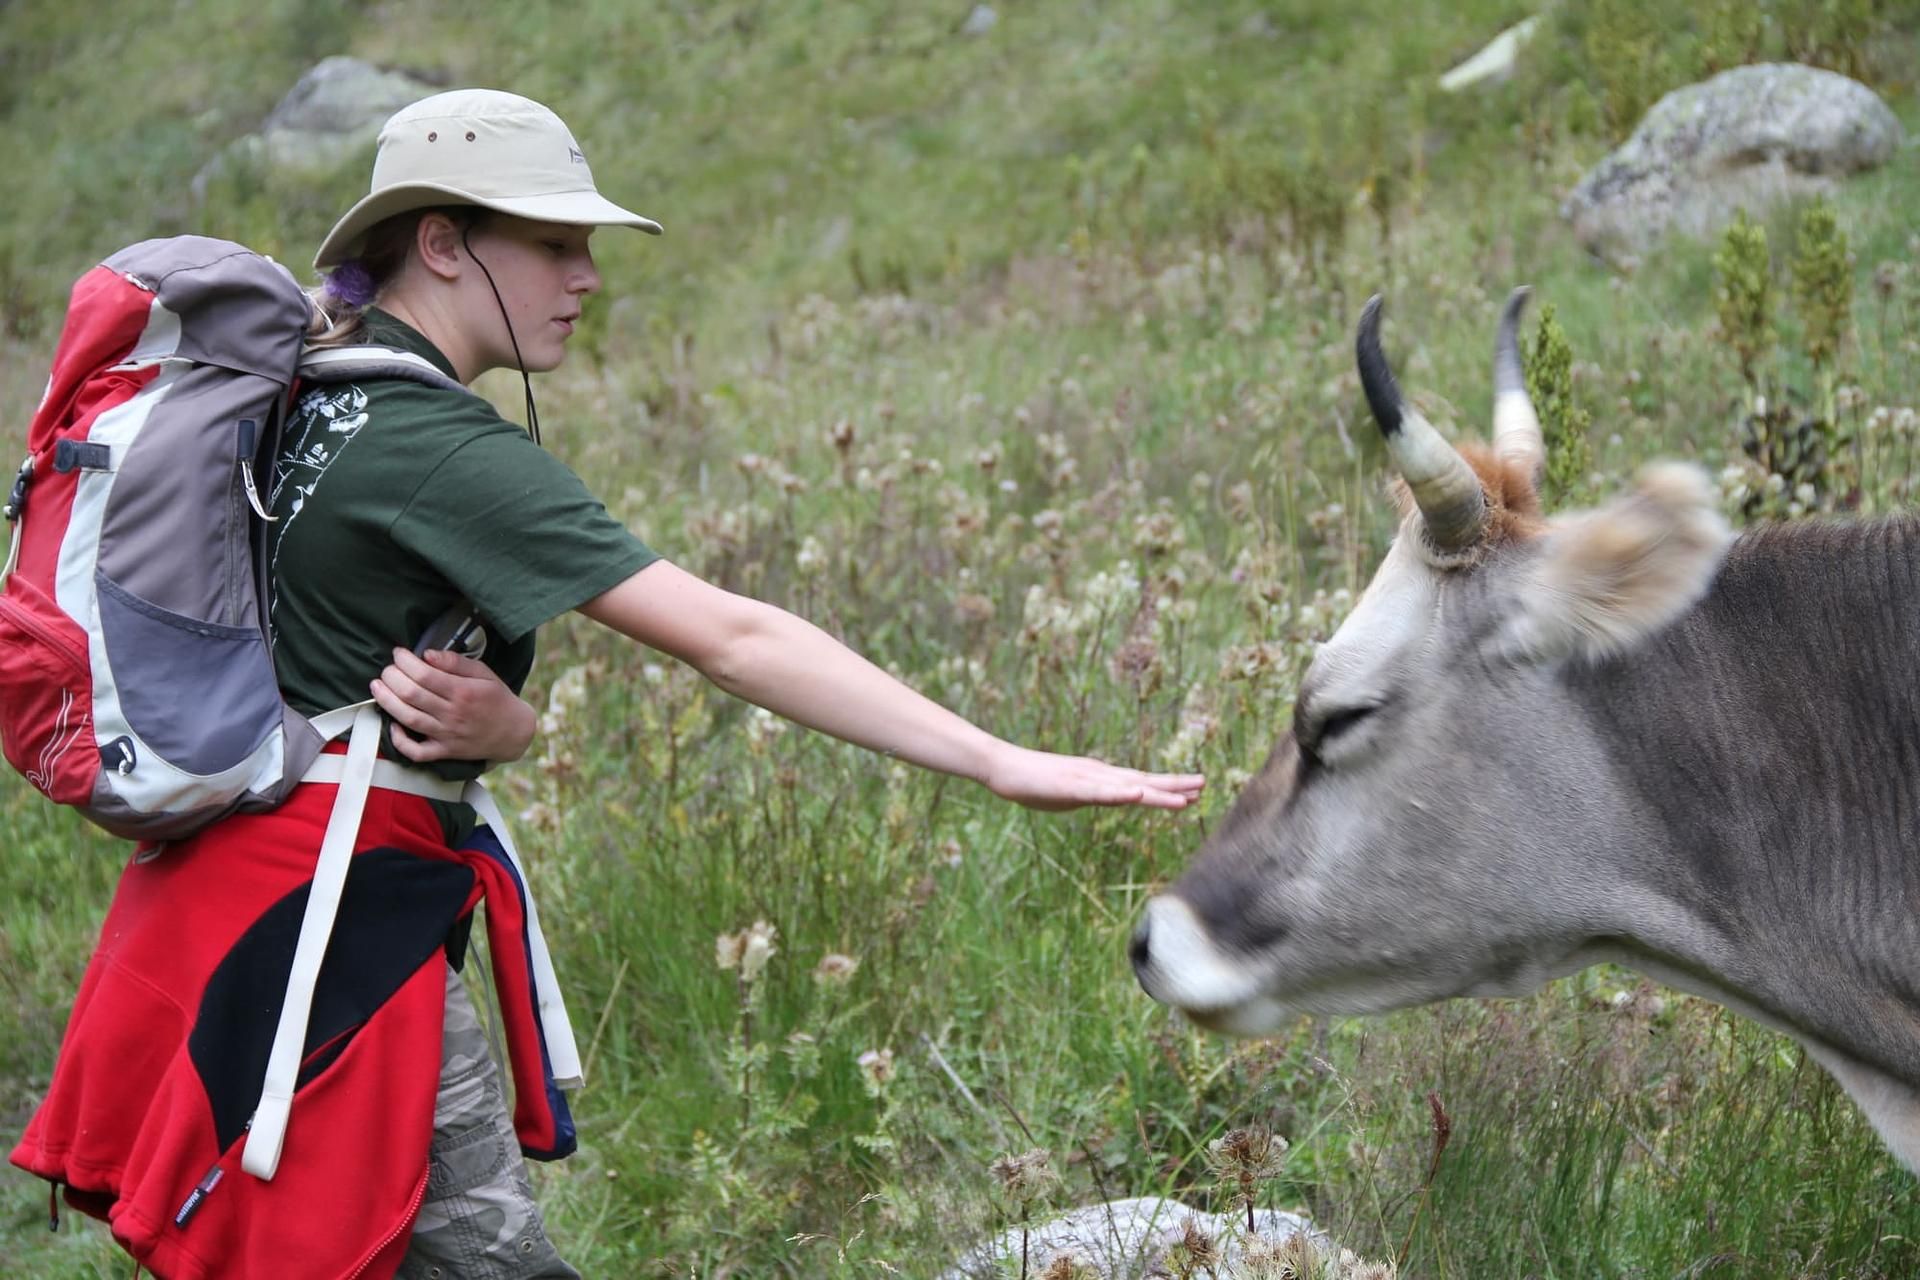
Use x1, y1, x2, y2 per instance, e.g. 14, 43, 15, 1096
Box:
268, 309, 657, 791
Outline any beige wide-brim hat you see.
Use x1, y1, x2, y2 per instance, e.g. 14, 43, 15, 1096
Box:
314, 89, 662, 271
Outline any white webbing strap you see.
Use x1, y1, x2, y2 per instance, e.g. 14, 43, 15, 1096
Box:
241, 702, 383, 1180
300, 753, 580, 1085
306, 701, 366, 744
300, 752, 466, 803
242, 707, 586, 1181
1, 517, 20, 588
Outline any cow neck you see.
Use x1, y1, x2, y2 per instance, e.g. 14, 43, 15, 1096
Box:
1570, 513, 1920, 1086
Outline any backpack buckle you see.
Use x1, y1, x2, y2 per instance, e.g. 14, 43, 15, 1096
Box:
3, 456, 31, 523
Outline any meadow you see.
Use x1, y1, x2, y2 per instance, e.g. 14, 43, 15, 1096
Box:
2, 1, 1918, 1275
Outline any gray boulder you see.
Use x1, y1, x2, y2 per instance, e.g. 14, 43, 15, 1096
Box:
1562, 62, 1903, 266
941, 1196, 1328, 1279
195, 57, 438, 198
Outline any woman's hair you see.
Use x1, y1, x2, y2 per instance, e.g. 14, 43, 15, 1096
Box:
306, 205, 486, 347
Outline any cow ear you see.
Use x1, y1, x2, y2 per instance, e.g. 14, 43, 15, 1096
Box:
1494, 463, 1730, 664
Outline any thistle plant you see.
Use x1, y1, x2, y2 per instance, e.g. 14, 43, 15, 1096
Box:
1039, 1254, 1098, 1280
1715, 199, 1859, 517
1714, 211, 1775, 394
1522, 303, 1594, 506
1161, 1216, 1222, 1280
988, 1147, 1064, 1280
715, 918, 778, 1125
1791, 195, 1853, 422
852, 1043, 905, 1159
1204, 1126, 1290, 1234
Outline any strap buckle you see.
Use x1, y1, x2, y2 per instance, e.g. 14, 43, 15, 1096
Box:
4, 456, 33, 523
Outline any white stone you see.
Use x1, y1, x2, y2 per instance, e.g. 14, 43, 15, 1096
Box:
941, 1196, 1328, 1279
1438, 15, 1540, 93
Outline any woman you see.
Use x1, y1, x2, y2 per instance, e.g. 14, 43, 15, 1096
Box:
12, 89, 1202, 1279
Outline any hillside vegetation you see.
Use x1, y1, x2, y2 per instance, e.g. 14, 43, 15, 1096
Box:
3, 1, 1918, 1275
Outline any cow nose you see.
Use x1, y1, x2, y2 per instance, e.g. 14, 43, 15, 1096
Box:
1128, 915, 1153, 975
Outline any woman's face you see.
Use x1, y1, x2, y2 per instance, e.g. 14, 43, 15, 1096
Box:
456, 216, 601, 374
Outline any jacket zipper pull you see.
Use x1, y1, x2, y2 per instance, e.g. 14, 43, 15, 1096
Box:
173, 1161, 225, 1229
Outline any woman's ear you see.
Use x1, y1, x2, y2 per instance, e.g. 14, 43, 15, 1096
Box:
1491, 463, 1731, 665
413, 212, 466, 281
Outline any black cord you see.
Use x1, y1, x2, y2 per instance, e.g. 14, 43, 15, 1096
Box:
461, 226, 542, 448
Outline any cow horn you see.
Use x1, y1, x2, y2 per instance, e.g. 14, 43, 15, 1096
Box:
1493, 286, 1545, 485
1357, 295, 1486, 552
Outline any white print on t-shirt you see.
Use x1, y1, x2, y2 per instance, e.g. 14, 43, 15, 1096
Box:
266, 383, 372, 648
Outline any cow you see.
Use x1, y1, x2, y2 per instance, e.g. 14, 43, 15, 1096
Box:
1130, 288, 1920, 1171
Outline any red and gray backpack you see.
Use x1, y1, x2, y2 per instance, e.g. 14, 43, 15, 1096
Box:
0, 235, 460, 843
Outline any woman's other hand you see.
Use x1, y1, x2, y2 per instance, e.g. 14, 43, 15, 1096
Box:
984, 744, 1205, 811
370, 647, 538, 763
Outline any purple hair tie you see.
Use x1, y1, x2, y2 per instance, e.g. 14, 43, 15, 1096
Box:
323, 260, 377, 308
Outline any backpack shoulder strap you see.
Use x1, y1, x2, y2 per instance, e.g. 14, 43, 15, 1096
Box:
296, 344, 475, 397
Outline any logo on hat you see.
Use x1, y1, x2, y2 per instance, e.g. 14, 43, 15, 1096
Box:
568, 146, 586, 164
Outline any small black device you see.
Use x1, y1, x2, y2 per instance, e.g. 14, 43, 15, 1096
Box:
413, 599, 484, 658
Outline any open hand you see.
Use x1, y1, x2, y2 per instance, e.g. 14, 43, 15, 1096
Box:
984, 743, 1205, 811
370, 647, 537, 764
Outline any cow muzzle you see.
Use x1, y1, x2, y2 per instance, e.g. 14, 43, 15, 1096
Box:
1130, 895, 1277, 1030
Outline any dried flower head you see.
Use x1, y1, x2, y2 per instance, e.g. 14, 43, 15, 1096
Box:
1205, 1126, 1290, 1182
952, 591, 996, 624
857, 1047, 896, 1089
987, 1147, 1060, 1208
1238, 1233, 1305, 1280
1163, 1216, 1220, 1277
1040, 1254, 1097, 1280
717, 919, 779, 979
813, 952, 859, 985
740, 919, 778, 981
1275, 1233, 1326, 1279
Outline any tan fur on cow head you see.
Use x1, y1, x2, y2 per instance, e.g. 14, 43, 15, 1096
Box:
1392, 443, 1546, 567
1494, 462, 1730, 664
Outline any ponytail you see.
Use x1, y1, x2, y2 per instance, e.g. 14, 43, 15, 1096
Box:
304, 205, 484, 348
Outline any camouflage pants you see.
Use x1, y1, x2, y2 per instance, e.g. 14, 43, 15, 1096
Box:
396, 963, 580, 1280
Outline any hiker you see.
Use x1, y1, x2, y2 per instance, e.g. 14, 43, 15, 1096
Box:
11, 89, 1203, 1279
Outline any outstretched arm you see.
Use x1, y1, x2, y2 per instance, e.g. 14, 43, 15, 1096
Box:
580, 561, 1204, 810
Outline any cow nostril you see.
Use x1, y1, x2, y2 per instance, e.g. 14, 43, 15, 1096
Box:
1128, 917, 1152, 973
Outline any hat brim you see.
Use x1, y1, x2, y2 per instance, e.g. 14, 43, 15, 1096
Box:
313, 182, 663, 271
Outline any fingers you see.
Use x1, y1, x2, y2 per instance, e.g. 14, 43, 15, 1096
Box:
1065, 759, 1205, 809
1090, 766, 1202, 808
370, 675, 433, 732
998, 754, 1208, 811
377, 649, 453, 722
417, 647, 495, 679
387, 718, 445, 762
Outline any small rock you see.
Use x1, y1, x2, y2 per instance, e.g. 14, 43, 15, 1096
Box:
1438, 15, 1540, 93
961, 4, 997, 37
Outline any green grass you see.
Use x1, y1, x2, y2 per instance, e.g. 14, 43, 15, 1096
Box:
4, 1, 1920, 1275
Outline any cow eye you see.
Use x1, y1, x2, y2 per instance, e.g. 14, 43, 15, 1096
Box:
1300, 702, 1381, 768
1318, 704, 1378, 742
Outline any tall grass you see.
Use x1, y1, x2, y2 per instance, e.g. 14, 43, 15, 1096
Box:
3, 1, 1919, 1275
